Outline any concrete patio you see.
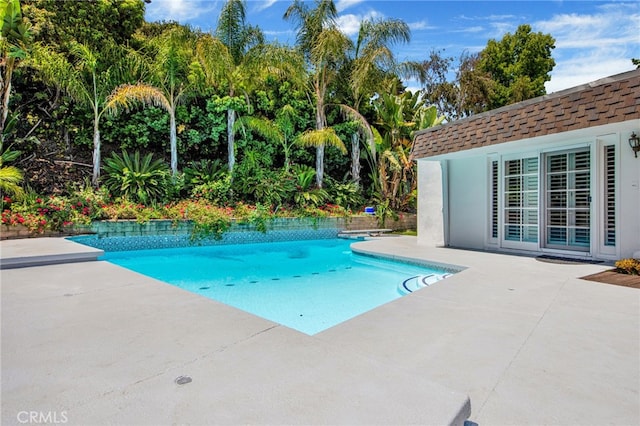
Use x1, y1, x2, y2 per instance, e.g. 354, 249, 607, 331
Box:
1, 236, 638, 425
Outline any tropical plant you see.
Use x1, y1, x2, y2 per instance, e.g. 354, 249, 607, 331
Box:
346, 16, 410, 185
214, 0, 263, 173
326, 178, 363, 210
292, 164, 328, 207
102, 150, 170, 204
126, 27, 227, 177
235, 104, 299, 172
31, 42, 169, 186
0, 138, 22, 198
191, 175, 232, 205
0, 0, 31, 135
184, 159, 228, 187
284, 0, 352, 188
373, 90, 444, 210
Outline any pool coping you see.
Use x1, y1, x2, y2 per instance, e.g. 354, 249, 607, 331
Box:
0, 237, 104, 269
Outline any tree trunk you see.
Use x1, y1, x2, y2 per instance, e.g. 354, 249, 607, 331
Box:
169, 107, 178, 176
91, 115, 100, 187
315, 95, 326, 188
351, 132, 360, 186
0, 57, 15, 137
227, 108, 235, 173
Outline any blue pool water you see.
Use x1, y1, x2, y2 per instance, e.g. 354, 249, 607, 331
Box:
101, 239, 452, 335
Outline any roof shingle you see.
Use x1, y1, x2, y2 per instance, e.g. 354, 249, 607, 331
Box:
412, 69, 640, 158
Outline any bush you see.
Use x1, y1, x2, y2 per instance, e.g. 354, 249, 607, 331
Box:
164, 199, 233, 240
102, 151, 170, 204
326, 178, 364, 210
614, 258, 640, 275
191, 175, 232, 205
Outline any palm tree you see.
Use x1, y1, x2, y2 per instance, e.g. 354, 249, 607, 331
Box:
118, 27, 227, 178
142, 26, 199, 177
284, 0, 352, 188
0, 0, 31, 136
373, 90, 444, 210
31, 42, 159, 186
347, 17, 410, 185
235, 104, 299, 172
215, 0, 264, 173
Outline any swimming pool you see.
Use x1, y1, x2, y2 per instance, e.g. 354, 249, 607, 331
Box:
101, 239, 454, 335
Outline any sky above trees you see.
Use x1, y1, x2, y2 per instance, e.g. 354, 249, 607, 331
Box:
145, 0, 640, 94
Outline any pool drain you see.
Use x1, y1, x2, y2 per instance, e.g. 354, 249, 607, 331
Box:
175, 376, 192, 385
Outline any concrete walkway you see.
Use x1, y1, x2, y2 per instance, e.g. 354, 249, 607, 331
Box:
1, 236, 638, 425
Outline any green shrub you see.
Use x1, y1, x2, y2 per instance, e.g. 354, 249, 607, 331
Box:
326, 178, 363, 210
292, 165, 328, 207
102, 151, 170, 204
191, 175, 232, 205
184, 159, 227, 187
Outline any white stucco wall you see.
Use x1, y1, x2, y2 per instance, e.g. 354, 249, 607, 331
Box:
618, 130, 640, 259
416, 160, 445, 247
446, 157, 487, 249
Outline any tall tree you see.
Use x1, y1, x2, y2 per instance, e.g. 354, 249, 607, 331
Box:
0, 0, 31, 136
140, 26, 226, 176
22, 0, 145, 55
478, 24, 555, 109
347, 17, 410, 185
284, 0, 351, 188
32, 42, 164, 186
215, 0, 264, 173
373, 90, 444, 210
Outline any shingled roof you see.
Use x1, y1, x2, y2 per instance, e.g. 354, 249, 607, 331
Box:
412, 69, 640, 159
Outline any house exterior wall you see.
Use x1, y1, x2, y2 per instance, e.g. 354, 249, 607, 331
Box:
446, 157, 487, 249
417, 123, 640, 260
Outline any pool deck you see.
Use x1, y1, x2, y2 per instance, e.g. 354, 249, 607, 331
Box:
1, 236, 638, 425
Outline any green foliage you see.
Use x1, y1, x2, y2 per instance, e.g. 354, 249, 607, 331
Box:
184, 159, 227, 186
326, 178, 363, 210
191, 175, 232, 205
292, 164, 328, 207
374, 197, 398, 228
478, 24, 555, 109
0, 139, 23, 198
102, 150, 170, 204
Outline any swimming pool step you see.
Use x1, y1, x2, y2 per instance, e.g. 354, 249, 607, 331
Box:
398, 273, 451, 295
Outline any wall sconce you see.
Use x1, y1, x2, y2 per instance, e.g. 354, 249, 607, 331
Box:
630, 132, 640, 158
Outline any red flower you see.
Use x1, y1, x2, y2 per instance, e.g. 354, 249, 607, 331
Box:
36, 198, 42, 203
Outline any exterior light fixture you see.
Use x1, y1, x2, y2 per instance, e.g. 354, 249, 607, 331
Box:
629, 132, 640, 158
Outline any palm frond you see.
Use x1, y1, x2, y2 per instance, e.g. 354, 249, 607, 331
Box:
105, 83, 171, 115
235, 115, 283, 143
337, 103, 374, 149
296, 128, 347, 154
0, 164, 23, 198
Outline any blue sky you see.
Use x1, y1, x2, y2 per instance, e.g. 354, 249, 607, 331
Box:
146, 1, 640, 93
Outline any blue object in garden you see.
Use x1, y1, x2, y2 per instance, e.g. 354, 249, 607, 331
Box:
364, 206, 375, 215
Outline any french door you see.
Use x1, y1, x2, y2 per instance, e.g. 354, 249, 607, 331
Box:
543, 149, 591, 251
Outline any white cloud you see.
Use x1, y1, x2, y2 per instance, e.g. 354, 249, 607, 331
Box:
409, 20, 436, 31
546, 56, 634, 93
146, 0, 220, 24
255, 0, 279, 12
336, 14, 363, 36
537, 3, 639, 92
336, 10, 384, 37
336, 0, 366, 13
